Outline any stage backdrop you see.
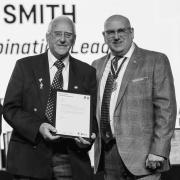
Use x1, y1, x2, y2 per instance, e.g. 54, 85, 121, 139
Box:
0, 0, 180, 165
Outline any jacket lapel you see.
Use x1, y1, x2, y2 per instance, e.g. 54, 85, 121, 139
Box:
68, 56, 79, 92
97, 54, 110, 83
32, 52, 50, 112
115, 46, 142, 110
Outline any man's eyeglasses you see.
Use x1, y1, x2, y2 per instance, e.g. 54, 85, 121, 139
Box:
52, 31, 73, 39
104, 27, 132, 38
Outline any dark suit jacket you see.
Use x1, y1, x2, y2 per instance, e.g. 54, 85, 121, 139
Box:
3, 52, 97, 180
92, 44, 177, 176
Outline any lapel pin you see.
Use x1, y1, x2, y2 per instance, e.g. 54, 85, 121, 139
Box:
74, 85, 78, 89
133, 60, 137, 63
38, 78, 44, 90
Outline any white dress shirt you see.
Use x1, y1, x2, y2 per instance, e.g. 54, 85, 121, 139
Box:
100, 43, 135, 134
48, 50, 69, 90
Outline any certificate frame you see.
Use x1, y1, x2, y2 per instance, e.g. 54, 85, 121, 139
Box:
54, 90, 92, 140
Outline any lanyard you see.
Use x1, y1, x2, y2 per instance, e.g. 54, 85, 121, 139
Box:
111, 57, 127, 79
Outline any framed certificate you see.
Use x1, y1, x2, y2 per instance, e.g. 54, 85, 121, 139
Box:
55, 90, 92, 139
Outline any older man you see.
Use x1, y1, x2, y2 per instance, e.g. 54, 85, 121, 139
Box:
3, 16, 97, 180
92, 14, 176, 180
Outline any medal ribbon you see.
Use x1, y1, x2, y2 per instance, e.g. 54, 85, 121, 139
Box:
111, 57, 127, 79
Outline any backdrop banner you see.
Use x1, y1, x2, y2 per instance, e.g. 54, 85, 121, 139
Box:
0, 0, 180, 166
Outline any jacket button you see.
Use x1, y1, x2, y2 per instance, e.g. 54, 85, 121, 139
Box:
33, 108, 37, 112
106, 132, 110, 138
122, 172, 128, 178
33, 145, 37, 149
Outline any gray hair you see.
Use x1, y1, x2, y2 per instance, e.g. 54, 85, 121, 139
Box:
47, 16, 76, 35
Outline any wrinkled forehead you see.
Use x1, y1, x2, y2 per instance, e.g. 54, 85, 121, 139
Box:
104, 16, 131, 31
48, 17, 75, 34
52, 19, 74, 33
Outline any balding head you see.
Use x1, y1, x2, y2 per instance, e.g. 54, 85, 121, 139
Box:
104, 15, 131, 31
47, 16, 76, 35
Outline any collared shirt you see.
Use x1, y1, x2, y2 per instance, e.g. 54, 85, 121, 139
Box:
48, 50, 69, 90
100, 43, 135, 134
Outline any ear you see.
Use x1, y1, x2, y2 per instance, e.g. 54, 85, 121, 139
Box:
46, 33, 49, 44
102, 31, 107, 44
102, 31, 105, 37
131, 28, 134, 39
72, 34, 76, 46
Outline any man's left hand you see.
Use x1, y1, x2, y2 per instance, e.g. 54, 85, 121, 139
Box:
145, 153, 165, 170
74, 133, 96, 148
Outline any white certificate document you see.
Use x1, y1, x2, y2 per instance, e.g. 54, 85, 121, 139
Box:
55, 91, 91, 138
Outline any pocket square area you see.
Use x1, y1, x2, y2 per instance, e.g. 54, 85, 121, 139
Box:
74, 85, 78, 89
132, 77, 148, 82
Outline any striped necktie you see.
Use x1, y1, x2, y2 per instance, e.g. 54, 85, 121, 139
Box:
112, 56, 120, 71
100, 57, 127, 143
45, 60, 64, 123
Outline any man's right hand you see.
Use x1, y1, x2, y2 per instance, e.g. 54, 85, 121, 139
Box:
39, 123, 60, 140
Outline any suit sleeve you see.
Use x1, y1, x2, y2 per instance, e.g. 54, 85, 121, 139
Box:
3, 61, 42, 144
150, 54, 177, 158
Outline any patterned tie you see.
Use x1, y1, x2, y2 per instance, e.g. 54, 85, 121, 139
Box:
100, 57, 127, 143
45, 60, 65, 123
112, 56, 120, 71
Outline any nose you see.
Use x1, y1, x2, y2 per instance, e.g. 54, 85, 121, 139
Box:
59, 33, 65, 43
114, 31, 119, 40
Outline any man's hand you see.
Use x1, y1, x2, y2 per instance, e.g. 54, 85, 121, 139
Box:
145, 153, 165, 170
39, 123, 60, 141
74, 133, 96, 148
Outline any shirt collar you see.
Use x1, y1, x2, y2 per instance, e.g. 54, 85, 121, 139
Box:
48, 49, 69, 69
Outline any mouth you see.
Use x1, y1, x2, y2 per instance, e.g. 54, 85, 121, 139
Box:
56, 44, 69, 50
57, 44, 67, 47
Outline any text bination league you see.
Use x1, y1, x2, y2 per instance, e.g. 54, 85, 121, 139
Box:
0, 4, 108, 55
